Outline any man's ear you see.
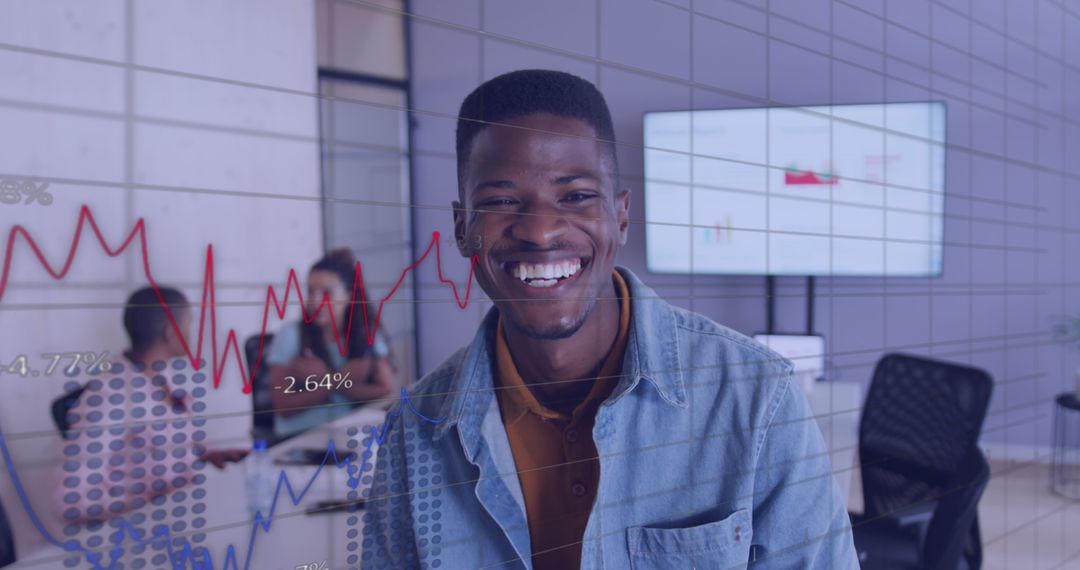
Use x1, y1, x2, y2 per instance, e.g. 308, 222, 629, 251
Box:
452, 199, 469, 257
615, 189, 631, 246
160, 309, 188, 352
161, 322, 180, 351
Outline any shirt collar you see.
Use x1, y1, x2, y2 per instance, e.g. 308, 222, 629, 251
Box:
605, 267, 688, 408
433, 267, 687, 444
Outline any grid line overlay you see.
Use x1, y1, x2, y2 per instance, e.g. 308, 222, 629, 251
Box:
0, 1, 1076, 569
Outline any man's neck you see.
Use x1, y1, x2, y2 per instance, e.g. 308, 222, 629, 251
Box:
502, 279, 621, 409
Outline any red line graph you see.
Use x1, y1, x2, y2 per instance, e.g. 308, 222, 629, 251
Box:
0, 205, 480, 393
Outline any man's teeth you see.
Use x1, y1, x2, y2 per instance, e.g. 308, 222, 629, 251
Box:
511, 259, 582, 284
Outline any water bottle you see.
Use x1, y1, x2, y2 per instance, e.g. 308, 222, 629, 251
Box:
245, 439, 274, 519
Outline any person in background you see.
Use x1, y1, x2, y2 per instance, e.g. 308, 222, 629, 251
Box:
55, 287, 247, 523
265, 248, 395, 439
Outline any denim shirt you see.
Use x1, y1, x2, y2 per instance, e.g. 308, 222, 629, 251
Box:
360, 268, 858, 569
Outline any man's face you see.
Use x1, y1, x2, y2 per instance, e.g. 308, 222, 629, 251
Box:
454, 113, 630, 340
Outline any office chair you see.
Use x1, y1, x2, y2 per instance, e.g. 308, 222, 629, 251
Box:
0, 496, 15, 567
50, 384, 88, 439
244, 333, 276, 442
852, 353, 993, 570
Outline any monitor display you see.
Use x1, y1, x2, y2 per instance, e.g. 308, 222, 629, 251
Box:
644, 102, 946, 276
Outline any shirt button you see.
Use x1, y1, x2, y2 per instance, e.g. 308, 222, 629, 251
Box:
565, 428, 579, 443
571, 481, 587, 497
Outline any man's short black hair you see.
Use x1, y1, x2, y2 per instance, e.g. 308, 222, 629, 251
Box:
455, 69, 619, 192
123, 286, 188, 355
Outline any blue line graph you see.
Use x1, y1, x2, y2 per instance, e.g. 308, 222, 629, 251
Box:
0, 387, 443, 570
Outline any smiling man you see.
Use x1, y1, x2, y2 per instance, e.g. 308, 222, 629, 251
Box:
361, 69, 857, 569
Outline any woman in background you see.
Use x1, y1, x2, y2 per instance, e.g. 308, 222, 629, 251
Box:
266, 249, 395, 439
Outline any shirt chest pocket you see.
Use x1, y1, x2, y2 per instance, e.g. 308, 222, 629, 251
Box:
627, 509, 752, 570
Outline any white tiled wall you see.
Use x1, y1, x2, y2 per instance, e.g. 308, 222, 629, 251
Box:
0, 0, 321, 555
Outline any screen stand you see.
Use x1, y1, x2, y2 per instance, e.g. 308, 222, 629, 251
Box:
764, 276, 817, 335
765, 276, 776, 334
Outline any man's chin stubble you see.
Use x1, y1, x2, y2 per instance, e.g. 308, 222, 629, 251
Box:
505, 299, 595, 341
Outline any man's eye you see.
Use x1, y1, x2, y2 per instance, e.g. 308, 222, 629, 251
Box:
478, 198, 516, 208
562, 192, 597, 203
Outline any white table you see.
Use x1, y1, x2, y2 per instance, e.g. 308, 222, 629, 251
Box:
805, 381, 863, 507
12, 406, 386, 570
11, 386, 862, 569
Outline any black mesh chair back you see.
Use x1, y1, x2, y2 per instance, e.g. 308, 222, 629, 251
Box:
0, 497, 15, 567
244, 333, 275, 440
50, 384, 88, 439
859, 353, 993, 520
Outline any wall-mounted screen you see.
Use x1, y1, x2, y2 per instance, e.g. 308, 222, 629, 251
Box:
643, 102, 946, 276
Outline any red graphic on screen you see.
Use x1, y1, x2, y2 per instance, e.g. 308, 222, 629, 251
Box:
784, 164, 838, 185
865, 154, 900, 184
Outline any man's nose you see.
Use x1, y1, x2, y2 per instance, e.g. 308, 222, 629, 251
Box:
509, 199, 569, 246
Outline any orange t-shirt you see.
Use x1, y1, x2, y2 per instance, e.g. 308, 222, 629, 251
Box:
494, 272, 631, 569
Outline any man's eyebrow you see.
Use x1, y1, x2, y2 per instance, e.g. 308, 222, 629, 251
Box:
552, 173, 600, 185
472, 180, 515, 193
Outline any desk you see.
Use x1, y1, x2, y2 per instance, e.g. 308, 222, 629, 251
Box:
12, 406, 386, 570
805, 381, 863, 507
